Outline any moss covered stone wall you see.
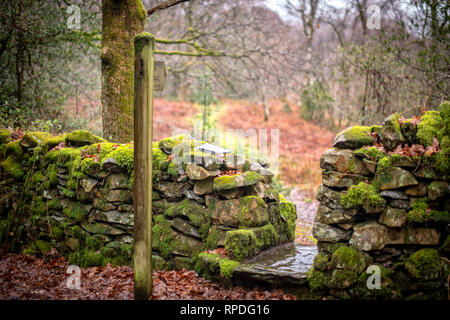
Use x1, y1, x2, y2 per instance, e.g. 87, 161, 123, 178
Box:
311, 101, 450, 299
0, 130, 296, 272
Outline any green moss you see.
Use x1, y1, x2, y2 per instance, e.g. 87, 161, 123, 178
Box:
253, 223, 277, 250
417, 111, 443, 147
167, 162, 179, 178
0, 129, 11, 144
205, 226, 221, 250
407, 197, 431, 223
64, 130, 104, 147
35, 239, 51, 252
134, 32, 155, 53
69, 249, 104, 267
3, 140, 22, 157
71, 225, 85, 241
164, 199, 210, 229
354, 146, 386, 162
63, 203, 87, 222
158, 134, 189, 153
406, 249, 440, 280
40, 134, 66, 152
102, 144, 134, 173
224, 229, 257, 261
340, 182, 385, 209
152, 143, 170, 180
330, 246, 370, 273
45, 163, 58, 189
46, 147, 80, 164
313, 253, 329, 271
85, 235, 103, 251
219, 258, 240, 279
213, 171, 263, 191
21, 132, 52, 148
1, 155, 25, 180
152, 214, 175, 259
279, 197, 297, 242
336, 126, 375, 146
195, 252, 221, 277
307, 268, 327, 291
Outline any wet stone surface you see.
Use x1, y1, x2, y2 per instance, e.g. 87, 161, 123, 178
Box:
235, 243, 317, 285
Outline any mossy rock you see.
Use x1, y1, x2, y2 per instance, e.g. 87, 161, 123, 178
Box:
333, 126, 376, 149
330, 246, 372, 274
0, 129, 12, 144
35, 239, 51, 252
64, 130, 105, 147
158, 134, 190, 154
405, 248, 441, 281
20, 132, 53, 148
211, 196, 269, 228
213, 171, 263, 192
224, 229, 257, 261
417, 111, 443, 147
380, 113, 405, 150
340, 182, 386, 213
1, 155, 25, 180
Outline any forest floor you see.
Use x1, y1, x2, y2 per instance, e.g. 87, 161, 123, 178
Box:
0, 249, 294, 300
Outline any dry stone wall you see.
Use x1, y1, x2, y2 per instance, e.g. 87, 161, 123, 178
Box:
0, 130, 296, 273
310, 101, 450, 299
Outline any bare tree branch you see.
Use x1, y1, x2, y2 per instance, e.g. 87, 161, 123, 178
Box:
147, 0, 190, 16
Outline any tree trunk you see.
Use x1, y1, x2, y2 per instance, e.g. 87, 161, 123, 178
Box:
101, 0, 147, 142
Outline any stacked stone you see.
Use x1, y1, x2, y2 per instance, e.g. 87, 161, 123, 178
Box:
311, 103, 449, 299
0, 130, 297, 272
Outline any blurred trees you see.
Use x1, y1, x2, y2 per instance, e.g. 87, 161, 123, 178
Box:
0, 0, 448, 135
0, 0, 101, 132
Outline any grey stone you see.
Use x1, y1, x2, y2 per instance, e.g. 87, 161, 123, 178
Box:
390, 199, 411, 209
80, 176, 98, 193
322, 171, 366, 188
380, 114, 405, 151
102, 157, 122, 172
379, 206, 407, 227
155, 181, 191, 200
314, 204, 357, 224
321, 148, 371, 175
172, 217, 202, 239
185, 164, 220, 180
333, 126, 375, 149
316, 185, 345, 210
193, 178, 214, 195
377, 167, 418, 190
104, 189, 132, 203
312, 222, 352, 242
380, 190, 408, 200
211, 196, 269, 228
106, 173, 129, 189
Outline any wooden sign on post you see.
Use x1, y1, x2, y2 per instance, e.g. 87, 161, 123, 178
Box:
153, 61, 166, 92
133, 32, 155, 300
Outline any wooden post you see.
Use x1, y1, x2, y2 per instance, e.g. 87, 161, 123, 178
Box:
133, 33, 155, 300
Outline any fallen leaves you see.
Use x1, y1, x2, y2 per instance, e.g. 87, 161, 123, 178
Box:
0, 250, 295, 300
151, 270, 295, 300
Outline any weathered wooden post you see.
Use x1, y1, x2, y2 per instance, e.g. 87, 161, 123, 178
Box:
133, 32, 166, 300
133, 33, 155, 300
